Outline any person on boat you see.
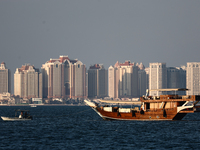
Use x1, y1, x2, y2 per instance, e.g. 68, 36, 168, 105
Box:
19, 111, 23, 119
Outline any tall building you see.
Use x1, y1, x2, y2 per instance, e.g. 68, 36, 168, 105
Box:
88, 64, 108, 98
41, 55, 87, 99
145, 67, 149, 91
108, 61, 138, 99
14, 64, 42, 99
137, 63, 146, 96
108, 65, 118, 98
186, 62, 200, 95
0, 62, 11, 94
149, 63, 167, 96
167, 67, 186, 95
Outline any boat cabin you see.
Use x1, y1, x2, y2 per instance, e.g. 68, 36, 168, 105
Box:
140, 88, 200, 113
15, 109, 32, 119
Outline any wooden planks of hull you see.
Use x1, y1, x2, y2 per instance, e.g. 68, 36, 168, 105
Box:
96, 107, 181, 121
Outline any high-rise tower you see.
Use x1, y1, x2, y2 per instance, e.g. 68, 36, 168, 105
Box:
88, 64, 108, 98
41, 55, 87, 99
149, 63, 167, 96
0, 62, 11, 94
187, 62, 200, 95
14, 64, 42, 99
167, 67, 186, 95
137, 63, 146, 96
108, 61, 138, 99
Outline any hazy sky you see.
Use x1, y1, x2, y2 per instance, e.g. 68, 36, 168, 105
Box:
1, 0, 200, 90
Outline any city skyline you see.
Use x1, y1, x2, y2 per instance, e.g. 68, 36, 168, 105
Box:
1, 58, 200, 103
1, 0, 200, 89
1, 58, 198, 95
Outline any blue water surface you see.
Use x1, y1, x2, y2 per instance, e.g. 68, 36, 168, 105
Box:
0, 106, 200, 150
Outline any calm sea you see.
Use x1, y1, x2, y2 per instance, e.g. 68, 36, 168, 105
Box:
0, 106, 200, 150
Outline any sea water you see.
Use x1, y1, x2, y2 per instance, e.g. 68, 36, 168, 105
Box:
0, 106, 200, 149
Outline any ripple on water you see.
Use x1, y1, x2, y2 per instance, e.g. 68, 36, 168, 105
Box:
0, 106, 200, 149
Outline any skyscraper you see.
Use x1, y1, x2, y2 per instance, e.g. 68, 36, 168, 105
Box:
137, 63, 146, 96
149, 63, 167, 96
41, 55, 87, 99
145, 67, 149, 91
186, 62, 200, 95
0, 62, 11, 94
14, 64, 42, 99
108, 61, 138, 99
167, 67, 186, 95
88, 64, 108, 98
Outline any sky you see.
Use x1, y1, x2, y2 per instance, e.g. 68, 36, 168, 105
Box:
1, 0, 200, 92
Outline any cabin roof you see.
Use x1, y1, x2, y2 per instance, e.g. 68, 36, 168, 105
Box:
149, 88, 188, 92
99, 100, 141, 104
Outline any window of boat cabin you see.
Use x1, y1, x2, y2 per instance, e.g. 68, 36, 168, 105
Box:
146, 103, 150, 110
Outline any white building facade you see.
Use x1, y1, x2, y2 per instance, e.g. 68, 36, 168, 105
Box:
41, 55, 87, 99
108, 61, 138, 99
149, 63, 167, 96
187, 62, 200, 95
14, 64, 42, 99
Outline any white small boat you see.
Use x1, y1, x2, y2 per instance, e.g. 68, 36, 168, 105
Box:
1, 116, 32, 121
1, 109, 33, 121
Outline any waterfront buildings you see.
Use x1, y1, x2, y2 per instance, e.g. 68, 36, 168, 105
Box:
186, 62, 200, 95
14, 64, 42, 99
145, 67, 149, 91
149, 63, 167, 96
88, 64, 108, 98
167, 66, 186, 95
137, 63, 146, 96
3, 56, 199, 102
108, 61, 138, 99
41, 55, 87, 99
0, 62, 11, 94
149, 63, 187, 96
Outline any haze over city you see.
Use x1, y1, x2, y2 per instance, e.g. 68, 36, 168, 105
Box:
1, 0, 200, 92
1, 1, 200, 149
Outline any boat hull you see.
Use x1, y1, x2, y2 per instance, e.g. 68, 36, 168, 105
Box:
94, 107, 186, 121
1, 116, 32, 121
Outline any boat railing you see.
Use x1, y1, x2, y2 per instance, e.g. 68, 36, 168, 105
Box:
101, 106, 140, 113
141, 95, 194, 101
145, 107, 175, 112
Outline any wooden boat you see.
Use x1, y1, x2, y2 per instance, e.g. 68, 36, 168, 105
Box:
84, 88, 200, 121
1, 109, 33, 121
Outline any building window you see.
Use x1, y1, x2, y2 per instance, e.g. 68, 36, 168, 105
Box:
56, 64, 58, 68
65, 64, 69, 68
